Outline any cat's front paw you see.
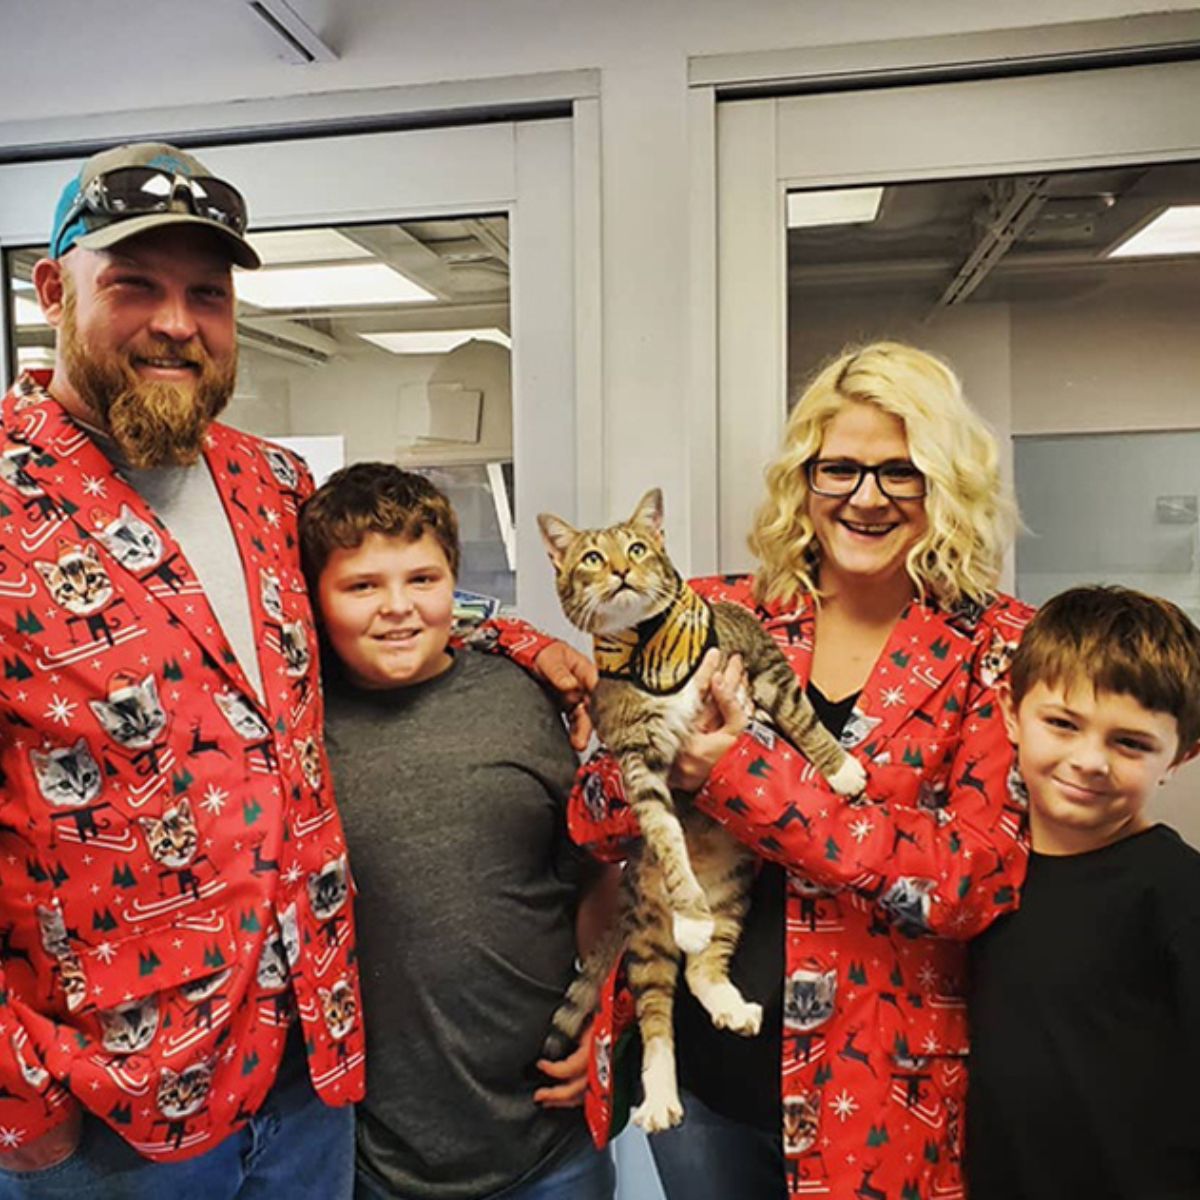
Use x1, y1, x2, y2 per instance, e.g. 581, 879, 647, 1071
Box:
672, 912, 715, 954
712, 998, 763, 1037
632, 1092, 684, 1133
828, 755, 867, 797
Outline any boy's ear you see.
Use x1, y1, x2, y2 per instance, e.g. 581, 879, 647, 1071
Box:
996, 680, 1019, 744
629, 488, 664, 542
537, 512, 577, 571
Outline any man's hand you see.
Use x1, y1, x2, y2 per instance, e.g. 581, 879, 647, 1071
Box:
1, 1103, 81, 1172
534, 1023, 593, 1109
532, 641, 599, 751
669, 650, 751, 792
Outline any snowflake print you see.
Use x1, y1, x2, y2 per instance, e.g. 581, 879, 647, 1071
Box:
831, 1089, 859, 1122
44, 695, 77, 726
201, 785, 229, 816
0, 1126, 23, 1148
81, 474, 107, 498
881, 686, 906, 708
849, 816, 875, 844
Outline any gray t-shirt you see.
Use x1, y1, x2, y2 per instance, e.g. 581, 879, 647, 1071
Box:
323, 650, 592, 1199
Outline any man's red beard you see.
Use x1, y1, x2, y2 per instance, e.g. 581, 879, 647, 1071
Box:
60, 287, 237, 469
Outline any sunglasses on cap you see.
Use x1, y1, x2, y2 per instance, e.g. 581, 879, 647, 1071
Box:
59, 164, 249, 238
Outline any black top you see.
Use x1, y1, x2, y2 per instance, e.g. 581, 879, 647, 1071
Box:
967, 824, 1200, 1200
675, 681, 860, 1133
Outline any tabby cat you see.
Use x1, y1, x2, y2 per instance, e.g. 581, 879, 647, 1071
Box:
537, 488, 865, 1132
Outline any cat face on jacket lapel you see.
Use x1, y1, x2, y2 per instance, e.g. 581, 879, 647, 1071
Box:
316, 530, 455, 690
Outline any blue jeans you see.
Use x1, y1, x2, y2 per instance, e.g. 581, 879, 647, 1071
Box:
648, 1090, 786, 1200
355, 1134, 614, 1200
0, 1029, 354, 1200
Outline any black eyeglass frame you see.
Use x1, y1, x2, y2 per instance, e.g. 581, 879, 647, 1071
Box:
60, 166, 250, 237
804, 458, 928, 500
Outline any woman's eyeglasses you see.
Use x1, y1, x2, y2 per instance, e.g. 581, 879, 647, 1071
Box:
806, 459, 927, 500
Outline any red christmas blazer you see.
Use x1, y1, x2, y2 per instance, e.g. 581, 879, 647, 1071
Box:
0, 372, 367, 1161
570, 574, 1034, 1200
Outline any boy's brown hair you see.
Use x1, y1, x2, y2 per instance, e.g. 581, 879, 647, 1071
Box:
299, 462, 461, 591
1010, 585, 1200, 760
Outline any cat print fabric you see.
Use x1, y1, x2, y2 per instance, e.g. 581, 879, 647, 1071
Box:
569, 574, 1033, 1199
0, 372, 364, 1160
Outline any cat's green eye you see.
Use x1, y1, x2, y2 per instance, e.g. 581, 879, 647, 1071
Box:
582, 550, 605, 568
628, 541, 648, 559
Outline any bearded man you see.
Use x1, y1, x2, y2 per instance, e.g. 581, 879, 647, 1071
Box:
0, 143, 594, 1198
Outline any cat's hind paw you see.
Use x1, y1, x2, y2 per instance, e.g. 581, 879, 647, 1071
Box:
672, 912, 715, 954
632, 1093, 685, 1134
828, 755, 867, 797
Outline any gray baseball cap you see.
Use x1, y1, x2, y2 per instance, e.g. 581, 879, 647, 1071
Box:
49, 142, 260, 268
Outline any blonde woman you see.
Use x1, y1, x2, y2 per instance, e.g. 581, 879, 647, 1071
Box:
572, 343, 1034, 1200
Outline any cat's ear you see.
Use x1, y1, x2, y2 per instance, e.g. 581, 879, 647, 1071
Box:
537, 512, 578, 570
629, 488, 664, 539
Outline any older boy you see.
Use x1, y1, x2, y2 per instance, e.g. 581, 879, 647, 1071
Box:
967, 585, 1200, 1200
299, 463, 616, 1200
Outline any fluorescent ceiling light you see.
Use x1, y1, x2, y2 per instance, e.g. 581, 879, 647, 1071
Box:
235, 262, 436, 309
787, 186, 884, 228
361, 329, 512, 355
246, 228, 372, 266
1108, 205, 1200, 258
14, 295, 48, 327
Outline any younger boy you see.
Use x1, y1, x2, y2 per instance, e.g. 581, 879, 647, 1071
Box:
967, 585, 1200, 1200
299, 463, 616, 1200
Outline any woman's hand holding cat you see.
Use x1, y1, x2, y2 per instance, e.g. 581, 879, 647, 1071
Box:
533, 641, 599, 750
533, 1022, 593, 1108
669, 650, 751, 792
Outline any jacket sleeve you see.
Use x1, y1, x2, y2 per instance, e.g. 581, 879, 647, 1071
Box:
464, 617, 558, 672
0, 1000, 74, 1151
565, 751, 639, 863
694, 610, 1030, 940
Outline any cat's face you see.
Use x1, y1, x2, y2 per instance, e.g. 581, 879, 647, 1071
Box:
36, 902, 70, 958
783, 965, 837, 1031
878, 876, 937, 936
35, 541, 114, 615
538, 488, 678, 635
214, 690, 269, 741
156, 1061, 213, 1118
99, 997, 160, 1054
94, 504, 163, 570
31, 738, 102, 809
88, 672, 167, 749
257, 905, 299, 992
138, 798, 199, 868
783, 1091, 821, 1155
307, 856, 349, 920
318, 978, 357, 1040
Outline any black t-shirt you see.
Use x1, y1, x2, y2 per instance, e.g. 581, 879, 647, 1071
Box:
967, 824, 1200, 1200
675, 682, 860, 1133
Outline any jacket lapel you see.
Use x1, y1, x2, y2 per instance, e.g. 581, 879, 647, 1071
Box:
759, 589, 971, 763
2, 375, 266, 713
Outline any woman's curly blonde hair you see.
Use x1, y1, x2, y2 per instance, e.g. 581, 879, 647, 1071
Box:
751, 341, 1016, 611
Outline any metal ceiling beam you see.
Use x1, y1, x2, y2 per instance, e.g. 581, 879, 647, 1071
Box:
936, 176, 1049, 307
